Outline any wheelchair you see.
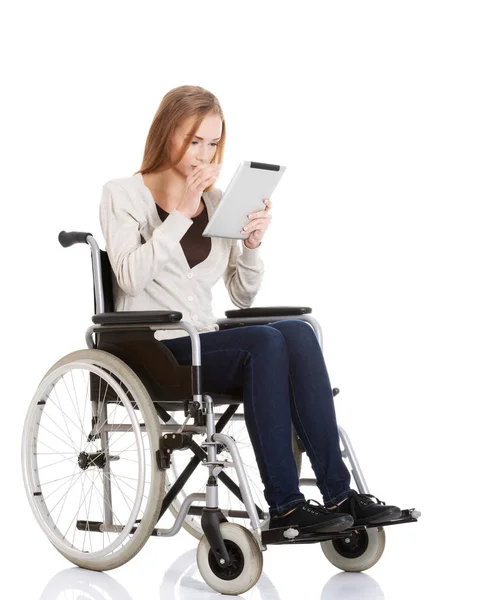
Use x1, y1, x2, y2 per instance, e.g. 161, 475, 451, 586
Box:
21, 230, 421, 596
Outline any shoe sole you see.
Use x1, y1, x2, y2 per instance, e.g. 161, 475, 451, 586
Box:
353, 507, 402, 526
296, 514, 354, 534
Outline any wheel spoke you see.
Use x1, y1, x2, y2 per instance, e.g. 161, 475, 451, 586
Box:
53, 461, 80, 533
38, 455, 79, 470
40, 406, 82, 452
37, 422, 79, 454
106, 471, 136, 515
49, 386, 86, 447
60, 373, 84, 437
63, 468, 103, 543
46, 468, 84, 512
35, 438, 78, 464
90, 471, 113, 546
89, 472, 125, 530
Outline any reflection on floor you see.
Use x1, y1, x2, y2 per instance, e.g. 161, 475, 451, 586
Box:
38, 548, 385, 600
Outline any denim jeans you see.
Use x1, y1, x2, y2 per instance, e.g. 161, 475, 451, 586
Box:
161, 319, 351, 517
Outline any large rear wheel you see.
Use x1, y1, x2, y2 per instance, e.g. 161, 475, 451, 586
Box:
22, 349, 164, 570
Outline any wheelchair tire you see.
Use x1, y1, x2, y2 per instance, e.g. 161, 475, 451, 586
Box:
166, 408, 303, 540
22, 349, 165, 571
196, 522, 263, 595
320, 526, 386, 572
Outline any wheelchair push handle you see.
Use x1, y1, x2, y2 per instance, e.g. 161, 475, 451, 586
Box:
58, 231, 93, 248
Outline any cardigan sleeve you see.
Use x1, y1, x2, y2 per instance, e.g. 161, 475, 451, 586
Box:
223, 239, 265, 308
99, 182, 193, 297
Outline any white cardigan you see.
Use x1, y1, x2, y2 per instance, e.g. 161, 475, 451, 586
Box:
99, 173, 264, 341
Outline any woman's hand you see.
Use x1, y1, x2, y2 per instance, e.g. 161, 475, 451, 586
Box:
178, 163, 221, 219
242, 198, 272, 249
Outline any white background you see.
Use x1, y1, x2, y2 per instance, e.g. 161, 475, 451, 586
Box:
2, 1, 481, 598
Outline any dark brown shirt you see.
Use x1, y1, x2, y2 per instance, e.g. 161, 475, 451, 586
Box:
155, 197, 212, 269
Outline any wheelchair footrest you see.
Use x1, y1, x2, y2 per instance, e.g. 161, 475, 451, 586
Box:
261, 507, 420, 546
262, 527, 348, 546
358, 507, 421, 528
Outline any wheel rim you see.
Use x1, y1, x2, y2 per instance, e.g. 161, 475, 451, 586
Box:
207, 539, 245, 580
332, 530, 369, 559
22, 360, 153, 561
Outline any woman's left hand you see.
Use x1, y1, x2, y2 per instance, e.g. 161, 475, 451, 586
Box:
242, 198, 272, 249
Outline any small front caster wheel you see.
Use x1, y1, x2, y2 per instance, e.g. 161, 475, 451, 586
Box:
197, 522, 263, 595
321, 527, 386, 572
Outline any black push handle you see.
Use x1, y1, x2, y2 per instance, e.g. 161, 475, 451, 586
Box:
58, 231, 93, 248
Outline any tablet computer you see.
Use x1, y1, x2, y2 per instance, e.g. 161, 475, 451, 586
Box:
202, 160, 286, 239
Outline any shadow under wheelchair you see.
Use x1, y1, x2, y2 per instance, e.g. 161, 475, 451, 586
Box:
22, 231, 420, 596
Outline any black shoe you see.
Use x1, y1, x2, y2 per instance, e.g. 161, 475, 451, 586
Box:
329, 489, 402, 525
269, 499, 354, 534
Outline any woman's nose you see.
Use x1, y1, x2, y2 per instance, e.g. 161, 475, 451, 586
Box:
197, 146, 211, 162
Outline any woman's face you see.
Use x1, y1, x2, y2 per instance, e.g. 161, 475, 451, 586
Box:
171, 113, 223, 177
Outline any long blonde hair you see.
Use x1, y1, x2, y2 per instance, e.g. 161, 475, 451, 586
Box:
134, 85, 226, 192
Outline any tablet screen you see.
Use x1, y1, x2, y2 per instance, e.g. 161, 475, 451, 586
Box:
203, 161, 286, 239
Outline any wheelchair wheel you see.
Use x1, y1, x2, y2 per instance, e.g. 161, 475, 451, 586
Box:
320, 527, 386, 572
21, 349, 165, 571
196, 522, 263, 595
166, 405, 302, 539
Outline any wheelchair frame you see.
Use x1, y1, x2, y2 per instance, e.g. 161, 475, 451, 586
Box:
23, 230, 420, 594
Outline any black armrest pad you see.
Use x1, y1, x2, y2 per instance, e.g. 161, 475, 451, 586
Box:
224, 306, 312, 318
92, 311, 183, 325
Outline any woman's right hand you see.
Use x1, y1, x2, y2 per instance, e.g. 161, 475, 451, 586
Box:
177, 163, 221, 219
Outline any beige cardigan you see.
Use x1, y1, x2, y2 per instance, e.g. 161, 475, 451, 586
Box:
99, 173, 265, 341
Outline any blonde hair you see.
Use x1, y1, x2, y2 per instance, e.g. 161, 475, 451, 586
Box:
134, 85, 226, 192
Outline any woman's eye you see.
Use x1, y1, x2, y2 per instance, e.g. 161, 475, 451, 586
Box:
191, 141, 218, 146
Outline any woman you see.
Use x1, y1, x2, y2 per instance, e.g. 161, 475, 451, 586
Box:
99, 85, 401, 534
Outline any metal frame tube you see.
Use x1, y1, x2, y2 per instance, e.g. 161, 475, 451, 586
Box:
101, 423, 207, 433
338, 426, 369, 494
155, 493, 206, 537
99, 395, 113, 526
212, 431, 262, 547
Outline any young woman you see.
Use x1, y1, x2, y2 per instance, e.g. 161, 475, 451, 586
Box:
99, 84, 401, 534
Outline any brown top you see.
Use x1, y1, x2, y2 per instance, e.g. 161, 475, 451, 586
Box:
155, 197, 212, 269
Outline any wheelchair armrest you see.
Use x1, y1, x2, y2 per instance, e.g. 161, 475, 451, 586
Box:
217, 306, 312, 329
224, 306, 312, 318
92, 310, 183, 325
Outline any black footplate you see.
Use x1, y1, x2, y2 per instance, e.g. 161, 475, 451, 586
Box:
262, 508, 420, 546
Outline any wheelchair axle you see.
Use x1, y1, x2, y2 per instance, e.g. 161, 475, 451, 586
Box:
77, 451, 119, 470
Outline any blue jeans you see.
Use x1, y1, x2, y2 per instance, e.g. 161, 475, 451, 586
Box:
161, 319, 351, 517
